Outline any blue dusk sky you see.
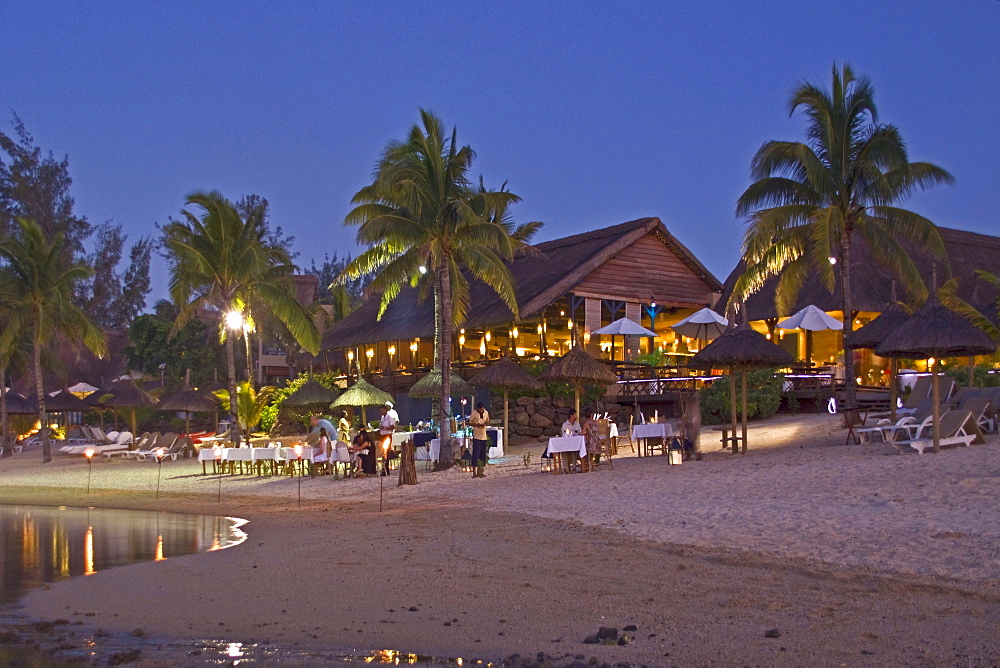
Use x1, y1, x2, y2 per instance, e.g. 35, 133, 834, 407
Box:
1, 1, 996, 302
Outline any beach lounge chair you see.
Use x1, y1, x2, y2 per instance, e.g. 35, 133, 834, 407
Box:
960, 397, 993, 434
857, 397, 936, 443
892, 410, 981, 454
105, 431, 154, 458
134, 432, 177, 461
894, 376, 933, 416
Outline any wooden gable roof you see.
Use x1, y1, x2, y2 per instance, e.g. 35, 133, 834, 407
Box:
321, 217, 722, 350
717, 226, 1000, 320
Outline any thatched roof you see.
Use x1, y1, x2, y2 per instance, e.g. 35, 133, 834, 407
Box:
4, 392, 35, 414
331, 377, 393, 409
282, 378, 340, 408
408, 370, 475, 398
539, 346, 618, 384
844, 302, 911, 350
875, 291, 996, 359
718, 226, 1000, 320
322, 217, 722, 350
157, 381, 220, 413
84, 387, 117, 407
45, 389, 89, 412
469, 356, 542, 390
104, 379, 158, 408
689, 319, 793, 370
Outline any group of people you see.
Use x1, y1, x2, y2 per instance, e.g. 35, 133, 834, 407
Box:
551, 408, 603, 472
306, 400, 400, 477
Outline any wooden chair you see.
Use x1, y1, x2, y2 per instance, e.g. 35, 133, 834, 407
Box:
644, 436, 666, 456
592, 435, 614, 471
616, 416, 636, 453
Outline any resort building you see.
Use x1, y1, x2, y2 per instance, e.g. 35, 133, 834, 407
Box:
321, 217, 723, 382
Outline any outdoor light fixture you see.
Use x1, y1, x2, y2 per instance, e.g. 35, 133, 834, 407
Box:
828, 257, 837, 265
418, 265, 427, 274
225, 310, 243, 330
409, 341, 418, 352
459, 334, 465, 345
293, 444, 304, 506
85, 448, 95, 495
479, 340, 486, 356
366, 348, 374, 359
515, 347, 526, 356
387, 345, 396, 356
485, 331, 491, 342
154, 448, 166, 499
347, 350, 355, 361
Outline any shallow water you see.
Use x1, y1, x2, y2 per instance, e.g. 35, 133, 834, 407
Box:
0, 504, 247, 606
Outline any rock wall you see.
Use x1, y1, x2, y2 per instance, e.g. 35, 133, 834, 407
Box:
493, 395, 635, 445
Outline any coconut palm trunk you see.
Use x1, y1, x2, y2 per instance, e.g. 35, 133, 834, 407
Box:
225, 334, 242, 447
437, 259, 454, 468
1, 366, 9, 455
840, 235, 857, 411
33, 326, 50, 463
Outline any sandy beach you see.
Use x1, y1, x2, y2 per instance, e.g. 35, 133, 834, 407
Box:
2, 413, 999, 665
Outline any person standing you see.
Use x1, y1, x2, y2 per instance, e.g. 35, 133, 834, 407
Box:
337, 410, 351, 442
378, 402, 398, 476
468, 401, 491, 478
307, 414, 336, 445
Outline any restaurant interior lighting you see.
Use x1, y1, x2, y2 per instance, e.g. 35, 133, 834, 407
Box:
479, 339, 486, 356
515, 347, 526, 356
347, 350, 355, 361
458, 334, 465, 345
409, 341, 418, 352
485, 330, 491, 342
510, 326, 519, 339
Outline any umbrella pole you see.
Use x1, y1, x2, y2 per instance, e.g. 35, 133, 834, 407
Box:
740, 368, 748, 454
503, 388, 509, 454
806, 331, 813, 367
131, 408, 137, 450
574, 381, 581, 419
931, 359, 941, 453
889, 359, 898, 421
968, 356, 975, 388
728, 368, 738, 453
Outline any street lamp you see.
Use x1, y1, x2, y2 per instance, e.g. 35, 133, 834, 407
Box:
84, 448, 95, 495
225, 310, 243, 330
154, 448, 166, 499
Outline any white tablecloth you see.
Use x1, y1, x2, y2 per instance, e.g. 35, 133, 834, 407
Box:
631, 423, 673, 440
546, 435, 587, 457
423, 430, 504, 461
391, 431, 418, 448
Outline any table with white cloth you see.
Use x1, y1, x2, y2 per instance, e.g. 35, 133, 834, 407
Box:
631, 422, 673, 456
545, 435, 587, 474
424, 429, 504, 462
198, 446, 226, 474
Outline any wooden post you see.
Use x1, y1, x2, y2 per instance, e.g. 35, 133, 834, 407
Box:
931, 359, 941, 453
397, 439, 417, 486
681, 390, 702, 459
740, 368, 749, 454
728, 368, 738, 453
889, 358, 898, 421
503, 388, 509, 453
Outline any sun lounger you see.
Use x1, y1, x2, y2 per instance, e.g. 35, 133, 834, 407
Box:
134, 432, 178, 461
892, 410, 978, 454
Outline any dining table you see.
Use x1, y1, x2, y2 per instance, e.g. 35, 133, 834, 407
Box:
631, 422, 673, 457
544, 435, 587, 474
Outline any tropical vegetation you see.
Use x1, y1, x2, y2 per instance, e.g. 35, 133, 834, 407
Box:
161, 191, 320, 446
733, 64, 953, 409
341, 109, 541, 468
0, 218, 106, 462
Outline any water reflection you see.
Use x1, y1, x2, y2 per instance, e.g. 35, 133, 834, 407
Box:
0, 504, 247, 606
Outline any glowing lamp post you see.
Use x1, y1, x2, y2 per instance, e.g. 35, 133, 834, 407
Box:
84, 448, 96, 495
154, 448, 166, 499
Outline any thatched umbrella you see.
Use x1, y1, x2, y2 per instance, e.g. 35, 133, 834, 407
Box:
5, 391, 35, 414
845, 285, 911, 419
875, 269, 995, 453
105, 379, 159, 445
331, 376, 393, 427
44, 388, 89, 413
690, 315, 793, 453
157, 371, 220, 436
469, 356, 542, 444
283, 378, 340, 409
408, 369, 474, 398
539, 345, 618, 417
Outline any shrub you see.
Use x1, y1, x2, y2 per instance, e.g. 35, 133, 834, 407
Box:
943, 362, 999, 388
700, 368, 784, 426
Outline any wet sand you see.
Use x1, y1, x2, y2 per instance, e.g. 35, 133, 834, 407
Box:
2, 413, 999, 665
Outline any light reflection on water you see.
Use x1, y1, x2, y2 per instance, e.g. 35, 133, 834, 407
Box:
0, 504, 247, 606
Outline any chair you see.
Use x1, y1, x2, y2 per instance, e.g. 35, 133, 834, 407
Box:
332, 442, 354, 478
960, 397, 993, 434
106, 431, 157, 458
894, 376, 933, 416
856, 397, 936, 443
616, 416, 635, 453
644, 436, 666, 457
134, 432, 177, 461
146, 436, 189, 461
592, 433, 614, 471
892, 410, 979, 454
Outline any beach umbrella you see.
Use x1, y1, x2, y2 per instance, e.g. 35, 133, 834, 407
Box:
157, 371, 221, 437
845, 284, 911, 418
4, 391, 35, 414
778, 305, 842, 366
593, 317, 659, 361
670, 308, 729, 341
68, 382, 99, 395
105, 379, 159, 446
690, 314, 793, 453
469, 355, 542, 444
875, 268, 995, 453
539, 345, 618, 417
408, 369, 474, 398
44, 388, 89, 413
282, 378, 340, 409
331, 375, 393, 426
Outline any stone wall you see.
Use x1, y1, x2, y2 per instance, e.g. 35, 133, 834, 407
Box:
493, 395, 635, 445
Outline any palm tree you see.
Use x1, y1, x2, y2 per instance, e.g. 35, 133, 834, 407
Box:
0, 218, 106, 462
162, 191, 320, 446
342, 110, 540, 468
733, 64, 953, 409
